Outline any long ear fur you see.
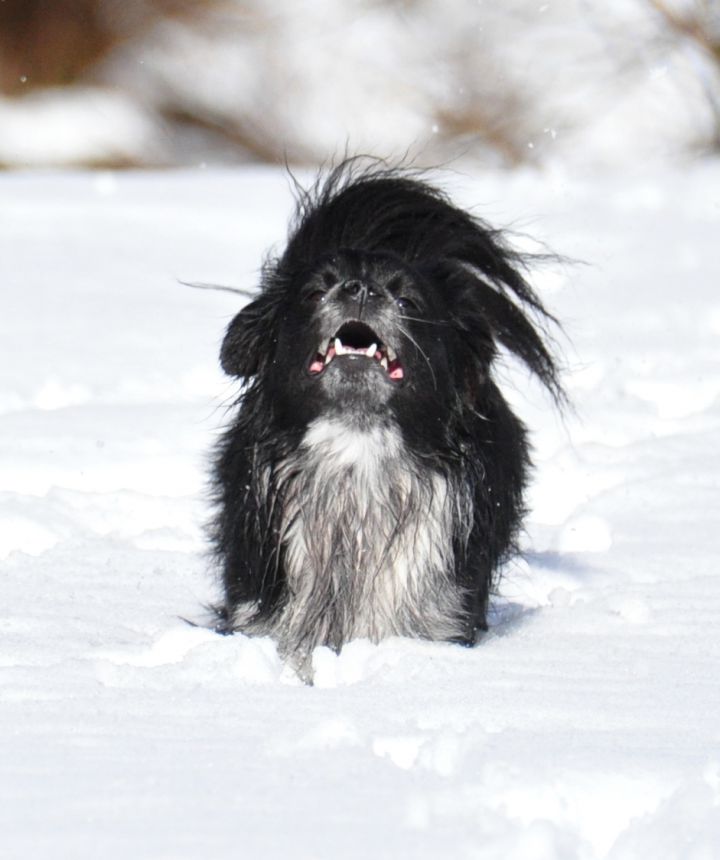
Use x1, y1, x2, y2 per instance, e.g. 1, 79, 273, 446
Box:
275, 158, 564, 401
220, 289, 281, 378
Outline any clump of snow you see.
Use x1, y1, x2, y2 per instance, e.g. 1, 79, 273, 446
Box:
0, 87, 160, 167
1, 163, 719, 858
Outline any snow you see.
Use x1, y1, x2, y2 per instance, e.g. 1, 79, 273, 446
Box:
2, 163, 720, 858
0, 88, 160, 167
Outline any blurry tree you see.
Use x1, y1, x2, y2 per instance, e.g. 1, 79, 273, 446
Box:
0, 0, 111, 93
648, 0, 720, 149
0, 0, 717, 168
0, 0, 204, 94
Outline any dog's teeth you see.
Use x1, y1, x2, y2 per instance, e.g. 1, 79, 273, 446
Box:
386, 346, 397, 362
324, 350, 333, 366
334, 337, 345, 356
380, 356, 388, 370
366, 343, 377, 358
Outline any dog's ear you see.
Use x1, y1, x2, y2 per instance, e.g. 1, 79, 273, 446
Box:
220, 296, 271, 378
436, 257, 564, 405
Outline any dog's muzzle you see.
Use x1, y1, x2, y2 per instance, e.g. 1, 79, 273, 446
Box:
308, 320, 404, 381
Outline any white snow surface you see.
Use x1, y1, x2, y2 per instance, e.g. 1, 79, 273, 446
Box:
2, 164, 719, 858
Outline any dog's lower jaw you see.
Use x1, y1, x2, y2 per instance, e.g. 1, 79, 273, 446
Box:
227, 416, 472, 675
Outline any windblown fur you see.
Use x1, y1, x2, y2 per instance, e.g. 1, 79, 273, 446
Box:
211, 160, 563, 673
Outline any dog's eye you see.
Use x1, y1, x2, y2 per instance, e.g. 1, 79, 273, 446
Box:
304, 290, 327, 304
396, 296, 418, 312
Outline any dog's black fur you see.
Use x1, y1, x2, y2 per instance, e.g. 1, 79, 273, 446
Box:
211, 160, 563, 671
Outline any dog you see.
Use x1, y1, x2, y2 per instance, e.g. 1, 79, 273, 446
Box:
210, 160, 563, 674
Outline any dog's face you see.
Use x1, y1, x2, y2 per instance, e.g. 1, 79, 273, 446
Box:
221, 251, 487, 431
287, 251, 451, 415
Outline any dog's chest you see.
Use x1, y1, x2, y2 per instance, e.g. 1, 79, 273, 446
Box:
276, 418, 462, 643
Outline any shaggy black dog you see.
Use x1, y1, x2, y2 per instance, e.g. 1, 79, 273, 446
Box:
211, 161, 563, 672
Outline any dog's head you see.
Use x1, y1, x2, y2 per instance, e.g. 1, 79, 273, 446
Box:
219, 165, 562, 433
221, 249, 470, 429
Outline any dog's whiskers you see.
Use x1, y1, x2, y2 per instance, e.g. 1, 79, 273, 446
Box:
397, 323, 438, 390
183, 280, 258, 298
399, 315, 452, 328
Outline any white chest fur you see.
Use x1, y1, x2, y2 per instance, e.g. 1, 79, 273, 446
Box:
261, 417, 467, 655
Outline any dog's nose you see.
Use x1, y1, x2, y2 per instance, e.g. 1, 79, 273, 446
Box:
339, 280, 375, 315
340, 280, 368, 301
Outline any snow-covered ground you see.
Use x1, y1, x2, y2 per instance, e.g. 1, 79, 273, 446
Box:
1, 163, 719, 859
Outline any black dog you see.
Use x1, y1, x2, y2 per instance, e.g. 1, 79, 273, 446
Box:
211, 161, 562, 672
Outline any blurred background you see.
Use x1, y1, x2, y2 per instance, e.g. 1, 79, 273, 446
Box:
0, 0, 718, 170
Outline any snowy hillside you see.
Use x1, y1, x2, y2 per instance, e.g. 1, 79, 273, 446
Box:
2, 164, 719, 859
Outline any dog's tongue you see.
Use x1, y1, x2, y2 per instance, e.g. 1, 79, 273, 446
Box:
309, 358, 324, 373
388, 360, 404, 380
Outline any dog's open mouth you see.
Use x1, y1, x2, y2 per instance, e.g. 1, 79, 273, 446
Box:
308, 321, 404, 381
